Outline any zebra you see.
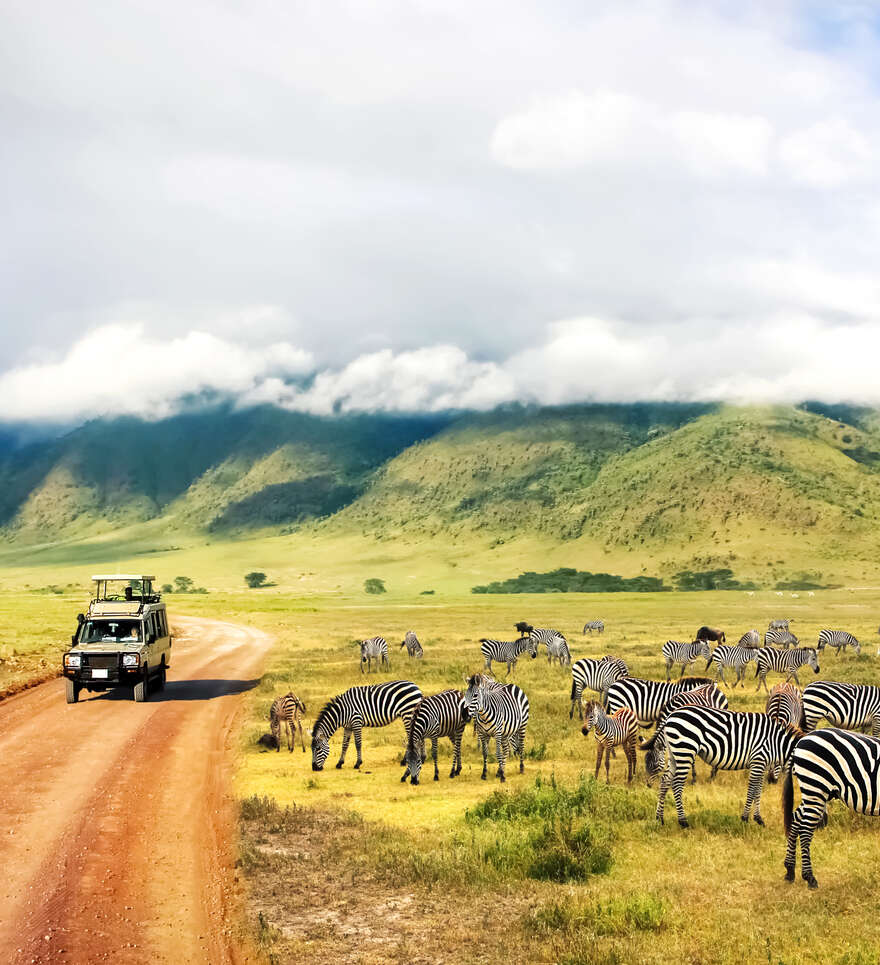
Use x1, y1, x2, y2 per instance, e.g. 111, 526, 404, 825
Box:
764, 628, 799, 648
400, 630, 423, 659
269, 691, 307, 753
605, 676, 715, 728
479, 635, 537, 676
569, 656, 629, 719
656, 706, 801, 828
310, 680, 422, 771
640, 683, 729, 784
705, 644, 757, 688
754, 648, 819, 692
583, 620, 605, 634
737, 629, 761, 649
403, 690, 469, 784
783, 728, 880, 888
769, 619, 790, 631
580, 700, 638, 783
529, 628, 569, 663
817, 629, 861, 657
765, 682, 804, 729
464, 673, 529, 782
662, 639, 712, 681
359, 636, 389, 673
802, 681, 880, 735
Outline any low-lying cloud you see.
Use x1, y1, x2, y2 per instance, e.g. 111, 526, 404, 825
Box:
3, 317, 879, 426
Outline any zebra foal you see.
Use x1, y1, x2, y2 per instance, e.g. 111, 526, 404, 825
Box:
581, 700, 637, 783
359, 636, 390, 673
270, 692, 307, 752
480, 635, 537, 676
400, 630, 423, 659
403, 690, 468, 784
464, 673, 530, 782
764, 628, 799, 648
754, 647, 819, 692
662, 639, 711, 681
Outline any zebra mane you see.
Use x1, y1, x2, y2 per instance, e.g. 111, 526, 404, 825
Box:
313, 697, 341, 736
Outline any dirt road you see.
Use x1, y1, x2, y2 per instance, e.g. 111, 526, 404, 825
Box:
0, 616, 271, 965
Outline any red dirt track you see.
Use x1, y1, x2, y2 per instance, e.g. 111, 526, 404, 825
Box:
0, 617, 270, 964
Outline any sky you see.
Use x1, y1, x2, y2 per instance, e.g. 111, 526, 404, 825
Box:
3, 0, 880, 424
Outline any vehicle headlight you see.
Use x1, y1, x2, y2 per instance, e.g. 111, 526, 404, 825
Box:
64, 653, 81, 668
122, 653, 140, 667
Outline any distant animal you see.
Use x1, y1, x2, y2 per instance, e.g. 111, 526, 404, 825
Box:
514, 621, 534, 635
581, 701, 638, 783
765, 683, 804, 729
802, 681, 880, 735
605, 676, 715, 728
764, 628, 799, 649
464, 673, 530, 783
784, 729, 880, 888
269, 691, 308, 752
696, 626, 725, 644
754, 648, 819, 692
737, 629, 761, 649
662, 639, 712, 681
360, 636, 390, 673
769, 619, 790, 631
403, 690, 468, 784
791, 593, 799, 599
480, 636, 538, 676
775, 592, 784, 597
400, 630, 423, 659
807, 591, 815, 597
583, 620, 605, 634
310, 680, 422, 771
747, 591, 755, 598
705, 644, 757, 688
569, 656, 629, 719
529, 628, 570, 666
817, 629, 860, 656
656, 706, 801, 828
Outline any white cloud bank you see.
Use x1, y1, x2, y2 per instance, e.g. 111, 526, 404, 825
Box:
3, 318, 880, 425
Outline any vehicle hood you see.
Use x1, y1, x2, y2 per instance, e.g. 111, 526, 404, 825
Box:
70, 641, 145, 653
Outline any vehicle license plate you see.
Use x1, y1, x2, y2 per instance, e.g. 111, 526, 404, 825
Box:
92, 668, 109, 679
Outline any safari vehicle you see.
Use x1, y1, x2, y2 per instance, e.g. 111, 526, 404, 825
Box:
62, 575, 172, 704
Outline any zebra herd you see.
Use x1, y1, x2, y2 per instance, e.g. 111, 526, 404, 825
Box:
268, 614, 878, 889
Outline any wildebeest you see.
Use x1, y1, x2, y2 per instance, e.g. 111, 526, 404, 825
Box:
514, 621, 534, 635
696, 626, 725, 644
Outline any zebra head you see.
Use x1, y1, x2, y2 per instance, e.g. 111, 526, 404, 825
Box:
269, 709, 281, 747
805, 649, 820, 674
464, 674, 487, 717
310, 721, 331, 771
527, 635, 539, 658
643, 734, 666, 786
405, 743, 424, 784
695, 640, 712, 661
580, 701, 600, 737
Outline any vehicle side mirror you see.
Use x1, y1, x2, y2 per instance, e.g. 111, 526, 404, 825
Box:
71, 634, 77, 646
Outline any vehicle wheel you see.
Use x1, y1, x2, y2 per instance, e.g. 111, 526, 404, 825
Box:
133, 667, 149, 703
65, 679, 80, 704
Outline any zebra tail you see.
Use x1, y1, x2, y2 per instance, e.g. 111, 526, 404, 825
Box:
782, 768, 794, 837
570, 677, 578, 701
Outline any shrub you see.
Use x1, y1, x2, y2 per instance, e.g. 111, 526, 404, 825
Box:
364, 578, 386, 594
174, 576, 194, 593
245, 572, 268, 589
161, 584, 173, 594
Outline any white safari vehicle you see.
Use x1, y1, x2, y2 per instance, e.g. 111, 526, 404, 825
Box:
62, 575, 172, 703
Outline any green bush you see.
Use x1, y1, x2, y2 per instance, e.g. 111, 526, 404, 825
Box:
245, 572, 268, 589
471, 568, 667, 594
364, 578, 386, 594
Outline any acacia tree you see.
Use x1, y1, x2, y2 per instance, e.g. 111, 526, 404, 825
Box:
245, 571, 268, 589
364, 578, 386, 595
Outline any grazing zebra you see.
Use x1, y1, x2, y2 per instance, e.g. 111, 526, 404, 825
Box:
696, 626, 726, 644
464, 673, 530, 782
400, 630, 423, 659
569, 656, 629, 719
817, 629, 861, 656
656, 706, 801, 827
359, 636, 390, 673
581, 700, 638, 783
802, 681, 880, 735
583, 620, 605, 634
784, 728, 880, 888
310, 680, 422, 771
764, 628, 799, 648
705, 645, 757, 688
605, 676, 715, 728
403, 690, 468, 784
269, 692, 308, 753
479, 635, 537, 676
641, 683, 729, 784
765, 682, 804, 729
662, 639, 711, 681
769, 619, 790, 630
737, 629, 761, 649
529, 628, 568, 660
754, 648, 819, 692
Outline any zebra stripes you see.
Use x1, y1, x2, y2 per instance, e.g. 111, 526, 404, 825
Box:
400, 630, 423, 659
764, 628, 799, 648
737, 629, 761, 649
528, 628, 570, 667
754, 648, 819, 692
583, 620, 605, 634
656, 706, 800, 827
269, 692, 307, 753
403, 690, 468, 784
802, 681, 880, 735
769, 619, 790, 631
569, 656, 629, 719
360, 636, 390, 673
310, 680, 422, 771
705, 645, 757, 688
480, 636, 538, 676
464, 673, 530, 783
765, 683, 804, 729
581, 700, 638, 783
817, 629, 861, 656
784, 728, 880, 888
605, 676, 714, 728
662, 639, 712, 681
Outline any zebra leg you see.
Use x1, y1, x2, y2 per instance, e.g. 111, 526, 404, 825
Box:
756, 673, 769, 694
352, 725, 363, 769
625, 737, 636, 783
517, 727, 526, 773
569, 685, 582, 721
484, 655, 492, 672
669, 753, 693, 828
789, 670, 801, 686
656, 767, 671, 824
717, 665, 727, 686
479, 733, 489, 780
742, 760, 765, 825
495, 737, 507, 782
665, 659, 672, 682
432, 737, 440, 781
784, 807, 801, 881
285, 719, 294, 752
800, 814, 820, 888
337, 728, 351, 768
451, 731, 463, 778
297, 718, 306, 753
595, 744, 603, 781
605, 741, 612, 784
679, 660, 689, 680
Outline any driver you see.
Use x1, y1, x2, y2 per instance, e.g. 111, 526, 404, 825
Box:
128, 624, 140, 641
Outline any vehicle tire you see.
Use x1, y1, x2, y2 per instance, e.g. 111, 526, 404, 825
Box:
133, 667, 149, 703
65, 679, 80, 704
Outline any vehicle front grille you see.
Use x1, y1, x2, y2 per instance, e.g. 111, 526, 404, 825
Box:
87, 654, 119, 670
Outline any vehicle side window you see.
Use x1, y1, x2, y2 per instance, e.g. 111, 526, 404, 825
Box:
159, 612, 167, 636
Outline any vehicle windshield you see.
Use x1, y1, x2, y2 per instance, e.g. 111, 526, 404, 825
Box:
79, 620, 142, 643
